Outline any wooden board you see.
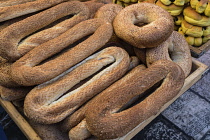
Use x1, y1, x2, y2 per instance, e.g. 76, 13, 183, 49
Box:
190, 40, 210, 58
0, 58, 209, 140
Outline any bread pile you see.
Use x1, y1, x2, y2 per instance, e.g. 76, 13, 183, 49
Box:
114, 0, 210, 47
0, 1, 190, 139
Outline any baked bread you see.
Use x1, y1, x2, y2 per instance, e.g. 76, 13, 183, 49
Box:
83, 60, 184, 139
179, 27, 210, 46
0, 0, 69, 22
183, 6, 210, 26
160, 0, 189, 6
173, 14, 184, 26
155, 0, 184, 16
0, 0, 35, 7
0, 1, 90, 61
190, 0, 210, 16
113, 3, 174, 48
146, 31, 192, 77
181, 20, 203, 37
24, 47, 130, 124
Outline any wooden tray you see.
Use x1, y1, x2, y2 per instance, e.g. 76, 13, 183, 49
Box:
190, 40, 210, 58
0, 58, 209, 140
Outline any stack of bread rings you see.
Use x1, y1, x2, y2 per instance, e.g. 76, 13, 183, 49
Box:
114, 0, 210, 47
0, 1, 190, 140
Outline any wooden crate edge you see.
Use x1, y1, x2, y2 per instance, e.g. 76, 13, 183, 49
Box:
0, 97, 42, 140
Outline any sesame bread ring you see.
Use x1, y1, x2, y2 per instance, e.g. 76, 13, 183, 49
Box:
11, 18, 113, 86
133, 47, 147, 64
183, 6, 210, 26
0, 85, 32, 101
0, 57, 33, 101
0, 0, 35, 7
113, 3, 174, 48
67, 64, 145, 140
60, 57, 142, 133
84, 60, 184, 139
181, 20, 203, 37
0, 0, 69, 22
24, 47, 130, 124
146, 31, 192, 77
83, 1, 105, 19
155, 0, 184, 16
0, 1, 90, 62
94, 3, 123, 23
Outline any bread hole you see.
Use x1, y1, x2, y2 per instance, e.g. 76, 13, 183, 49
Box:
135, 22, 148, 27
53, 61, 113, 102
116, 79, 164, 112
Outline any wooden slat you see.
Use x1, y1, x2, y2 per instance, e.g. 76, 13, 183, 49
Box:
190, 40, 210, 58
0, 58, 208, 140
0, 99, 42, 140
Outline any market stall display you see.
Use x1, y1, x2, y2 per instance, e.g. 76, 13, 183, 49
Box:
0, 0, 209, 139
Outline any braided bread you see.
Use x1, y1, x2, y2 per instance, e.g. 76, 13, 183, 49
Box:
181, 20, 204, 37
160, 0, 189, 6
179, 26, 210, 46
155, 0, 184, 16
183, 6, 210, 26
24, 47, 130, 124
190, 0, 210, 16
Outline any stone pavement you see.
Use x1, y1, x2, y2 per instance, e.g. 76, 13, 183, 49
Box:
0, 50, 209, 140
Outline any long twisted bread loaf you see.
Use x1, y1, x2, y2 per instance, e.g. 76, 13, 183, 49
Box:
0, 1, 90, 61
62, 61, 143, 140
24, 47, 130, 124
0, 0, 70, 22
10, 18, 113, 86
79, 60, 184, 139
0, 0, 35, 7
